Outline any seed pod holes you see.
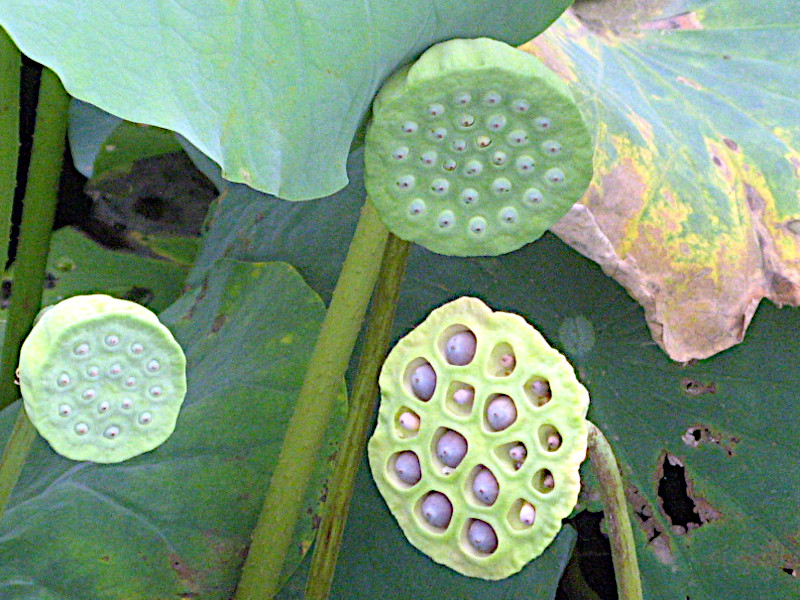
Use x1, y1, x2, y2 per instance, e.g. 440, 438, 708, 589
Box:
393, 451, 422, 486
526, 377, 551, 406
409, 361, 436, 401
467, 520, 498, 554
534, 468, 555, 493
436, 429, 468, 468
421, 492, 453, 529
471, 467, 499, 505
539, 424, 562, 452
488, 342, 516, 376
443, 328, 477, 365
486, 395, 517, 431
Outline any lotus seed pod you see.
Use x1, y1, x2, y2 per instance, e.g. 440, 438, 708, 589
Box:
472, 467, 499, 505
468, 520, 498, 554
486, 395, 517, 431
369, 296, 590, 579
398, 411, 421, 432
395, 451, 422, 485
364, 38, 593, 257
422, 492, 453, 529
410, 362, 436, 400
17, 294, 187, 463
444, 330, 477, 365
436, 429, 468, 468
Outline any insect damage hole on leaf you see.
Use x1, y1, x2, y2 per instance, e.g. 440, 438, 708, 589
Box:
657, 452, 721, 535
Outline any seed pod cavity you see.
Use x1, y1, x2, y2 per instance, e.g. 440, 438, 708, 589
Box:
443, 328, 477, 366
408, 360, 436, 401
421, 492, 453, 529
393, 451, 422, 486
471, 466, 499, 506
467, 520, 498, 554
435, 429, 468, 469
486, 395, 517, 432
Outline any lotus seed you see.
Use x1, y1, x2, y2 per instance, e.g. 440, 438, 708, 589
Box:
57, 373, 70, 387
469, 217, 487, 235
509, 444, 526, 462
437, 211, 455, 228
401, 121, 418, 133
542, 140, 562, 155
461, 188, 479, 204
458, 114, 475, 127
443, 159, 457, 171
483, 91, 502, 105
124, 377, 136, 388
547, 432, 562, 451
492, 178, 512, 194
410, 362, 436, 400
511, 99, 530, 112
104, 425, 120, 439
139, 412, 153, 425
149, 386, 162, 397
444, 330, 477, 366
121, 398, 133, 409
534, 116, 551, 130
416, 153, 436, 169
475, 136, 491, 149
520, 502, 536, 526
453, 388, 474, 405
394, 451, 421, 485
442, 466, 454, 475
408, 199, 426, 216
430, 127, 447, 140
545, 168, 565, 184
74, 422, 89, 435
86, 365, 99, 378
487, 114, 507, 130
508, 130, 528, 146
58, 404, 71, 417
83, 389, 96, 401
105, 334, 120, 347
530, 379, 551, 399
499, 207, 518, 224
146, 359, 160, 372
543, 473, 555, 489
422, 492, 453, 529
454, 92, 471, 105
396, 174, 415, 190
399, 411, 421, 431
465, 160, 483, 176
98, 400, 110, 413
500, 353, 516, 371
491, 151, 508, 166
472, 467, 499, 505
74, 343, 89, 356
436, 429, 468, 468
452, 139, 467, 152
468, 520, 498, 553
431, 178, 450, 194
487, 395, 517, 431
130, 342, 144, 354
108, 363, 122, 376
427, 103, 445, 117
516, 155, 535, 173
522, 188, 544, 205
392, 146, 409, 160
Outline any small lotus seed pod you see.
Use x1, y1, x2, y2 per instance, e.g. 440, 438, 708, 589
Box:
472, 467, 499, 505
364, 39, 593, 257
369, 297, 590, 580
520, 502, 536, 526
468, 520, 498, 554
394, 451, 422, 485
452, 387, 474, 405
410, 362, 436, 400
398, 411, 421, 432
486, 395, 517, 431
436, 429, 468, 468
444, 330, 477, 366
17, 294, 187, 463
421, 492, 453, 529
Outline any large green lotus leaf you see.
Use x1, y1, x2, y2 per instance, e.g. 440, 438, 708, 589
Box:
0, 258, 345, 599
0, 0, 573, 201
192, 147, 799, 598
516, 0, 800, 362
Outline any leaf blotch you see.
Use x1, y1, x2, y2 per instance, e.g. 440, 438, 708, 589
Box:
626, 483, 674, 564
681, 377, 716, 396
681, 424, 739, 456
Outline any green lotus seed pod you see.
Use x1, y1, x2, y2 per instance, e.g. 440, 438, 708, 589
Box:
368, 296, 590, 579
18, 294, 187, 463
364, 38, 593, 257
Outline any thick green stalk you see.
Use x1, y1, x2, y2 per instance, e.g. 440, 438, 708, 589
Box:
0, 405, 35, 518
0, 68, 69, 410
235, 199, 390, 600
0, 28, 20, 267
305, 233, 410, 600
586, 421, 643, 600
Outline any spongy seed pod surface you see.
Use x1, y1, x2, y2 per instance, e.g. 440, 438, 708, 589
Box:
365, 38, 593, 257
18, 294, 187, 463
368, 296, 590, 580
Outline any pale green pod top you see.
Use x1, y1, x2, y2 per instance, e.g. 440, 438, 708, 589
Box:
365, 38, 593, 257
18, 294, 187, 463
368, 296, 590, 579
